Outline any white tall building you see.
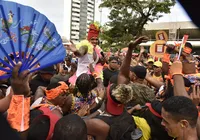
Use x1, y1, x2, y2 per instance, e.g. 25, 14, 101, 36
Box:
70, 0, 95, 43
7, 0, 96, 43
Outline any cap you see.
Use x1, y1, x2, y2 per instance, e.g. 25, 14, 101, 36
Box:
39, 65, 56, 75
153, 61, 162, 68
130, 66, 147, 79
106, 84, 124, 115
147, 58, 154, 63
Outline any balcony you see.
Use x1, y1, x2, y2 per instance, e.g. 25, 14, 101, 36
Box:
71, 30, 79, 34
72, 12, 80, 17
73, 0, 81, 4
87, 7, 94, 13
87, 16, 93, 21
72, 22, 80, 26
71, 35, 79, 40
71, 25, 80, 30
72, 8, 80, 13
88, 0, 94, 4
72, 3, 80, 8
71, 17, 80, 22
88, 3, 94, 9
87, 12, 94, 17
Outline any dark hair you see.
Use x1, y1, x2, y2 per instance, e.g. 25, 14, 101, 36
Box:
185, 42, 193, 50
65, 56, 72, 61
76, 74, 96, 98
27, 109, 50, 140
109, 56, 119, 62
162, 96, 198, 128
46, 82, 61, 90
52, 114, 87, 140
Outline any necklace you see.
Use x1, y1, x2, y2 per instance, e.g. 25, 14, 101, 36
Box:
45, 99, 63, 115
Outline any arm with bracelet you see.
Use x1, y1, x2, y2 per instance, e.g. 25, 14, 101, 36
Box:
170, 61, 189, 97
6, 62, 31, 138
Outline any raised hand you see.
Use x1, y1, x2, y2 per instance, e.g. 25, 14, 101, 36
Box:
77, 104, 89, 117
140, 46, 145, 54
65, 41, 77, 52
128, 36, 149, 50
11, 62, 31, 97
170, 61, 183, 76
190, 84, 200, 106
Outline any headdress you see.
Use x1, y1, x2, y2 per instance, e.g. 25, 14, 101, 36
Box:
45, 82, 68, 100
76, 40, 93, 54
87, 22, 100, 40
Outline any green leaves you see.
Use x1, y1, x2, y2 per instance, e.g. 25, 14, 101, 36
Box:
99, 0, 175, 51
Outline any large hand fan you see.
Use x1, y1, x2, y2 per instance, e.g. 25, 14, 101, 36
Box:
0, 1, 66, 79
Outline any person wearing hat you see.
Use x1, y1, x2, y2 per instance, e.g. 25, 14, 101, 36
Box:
164, 42, 196, 75
152, 61, 163, 82
84, 83, 143, 140
130, 65, 147, 84
29, 65, 56, 95
147, 58, 154, 73
67, 22, 105, 87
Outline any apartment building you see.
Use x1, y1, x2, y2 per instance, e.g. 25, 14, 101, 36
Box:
70, 0, 95, 43
9, 0, 96, 43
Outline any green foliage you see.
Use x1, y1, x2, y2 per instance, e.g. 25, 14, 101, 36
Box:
99, 0, 175, 50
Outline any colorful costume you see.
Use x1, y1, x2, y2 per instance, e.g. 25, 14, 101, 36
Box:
71, 91, 97, 114
69, 22, 103, 85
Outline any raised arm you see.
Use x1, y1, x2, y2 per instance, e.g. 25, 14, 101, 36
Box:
145, 73, 163, 89
137, 46, 145, 64
66, 42, 88, 57
170, 61, 189, 97
118, 36, 148, 85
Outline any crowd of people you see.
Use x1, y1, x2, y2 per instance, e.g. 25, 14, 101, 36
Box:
0, 1, 200, 139
0, 22, 199, 140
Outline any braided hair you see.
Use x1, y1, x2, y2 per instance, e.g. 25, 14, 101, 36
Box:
76, 73, 96, 98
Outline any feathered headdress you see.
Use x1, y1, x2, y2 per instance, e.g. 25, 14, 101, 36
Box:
76, 40, 94, 54
87, 22, 100, 40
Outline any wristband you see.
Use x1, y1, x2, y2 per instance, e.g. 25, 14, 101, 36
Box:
172, 73, 183, 77
95, 97, 102, 104
97, 109, 104, 115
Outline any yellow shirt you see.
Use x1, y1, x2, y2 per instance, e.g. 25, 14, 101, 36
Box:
133, 116, 151, 140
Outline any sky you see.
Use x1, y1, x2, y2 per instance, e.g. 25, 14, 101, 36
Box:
4, 0, 192, 37
95, 0, 191, 25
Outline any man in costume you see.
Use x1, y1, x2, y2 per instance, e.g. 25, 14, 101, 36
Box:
68, 22, 105, 86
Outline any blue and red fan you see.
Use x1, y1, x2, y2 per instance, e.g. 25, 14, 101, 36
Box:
0, 1, 66, 79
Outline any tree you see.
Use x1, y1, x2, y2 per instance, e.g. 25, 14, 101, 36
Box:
99, 0, 176, 50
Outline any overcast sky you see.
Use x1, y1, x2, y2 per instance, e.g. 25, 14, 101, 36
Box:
95, 0, 191, 25
5, 0, 192, 37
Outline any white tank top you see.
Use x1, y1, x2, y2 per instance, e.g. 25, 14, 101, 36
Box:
76, 53, 94, 77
